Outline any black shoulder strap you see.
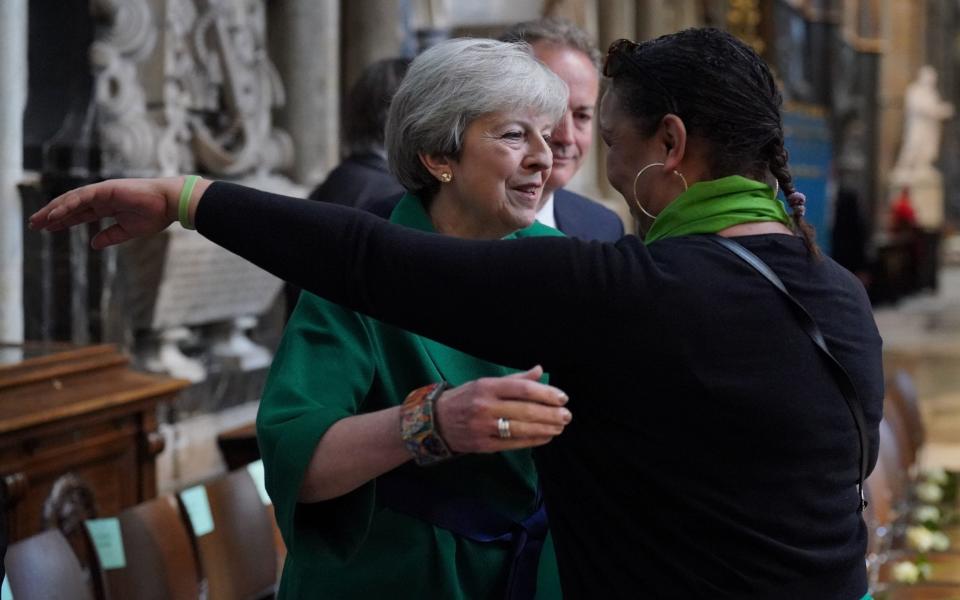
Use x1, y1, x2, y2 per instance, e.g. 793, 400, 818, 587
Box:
710, 235, 869, 513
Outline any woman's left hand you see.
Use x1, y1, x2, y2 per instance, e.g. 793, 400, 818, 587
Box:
435, 366, 572, 453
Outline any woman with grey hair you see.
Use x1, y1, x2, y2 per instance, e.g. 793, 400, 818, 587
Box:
262, 38, 566, 599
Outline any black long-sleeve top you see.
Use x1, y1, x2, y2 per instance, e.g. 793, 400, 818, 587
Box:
198, 182, 883, 599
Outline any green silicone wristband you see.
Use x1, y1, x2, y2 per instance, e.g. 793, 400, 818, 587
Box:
178, 175, 201, 230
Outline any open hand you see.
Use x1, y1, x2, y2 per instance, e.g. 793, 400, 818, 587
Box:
28, 177, 209, 249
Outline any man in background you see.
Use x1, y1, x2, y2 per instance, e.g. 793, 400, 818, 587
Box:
502, 18, 623, 242
307, 57, 411, 207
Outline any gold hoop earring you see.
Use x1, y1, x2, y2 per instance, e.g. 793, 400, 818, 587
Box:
439, 172, 452, 183
632, 162, 688, 221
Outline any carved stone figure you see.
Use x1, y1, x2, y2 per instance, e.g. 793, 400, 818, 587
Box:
893, 66, 954, 177
91, 0, 293, 177
91, 0, 296, 381
41, 473, 98, 537
889, 66, 955, 229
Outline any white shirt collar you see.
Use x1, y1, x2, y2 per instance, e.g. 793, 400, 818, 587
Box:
536, 192, 556, 229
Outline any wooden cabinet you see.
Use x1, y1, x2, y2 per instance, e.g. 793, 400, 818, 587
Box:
0, 344, 188, 551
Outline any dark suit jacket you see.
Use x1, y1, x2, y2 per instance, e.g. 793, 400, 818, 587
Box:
365, 188, 625, 243
288, 154, 405, 317
307, 153, 404, 208
552, 188, 624, 242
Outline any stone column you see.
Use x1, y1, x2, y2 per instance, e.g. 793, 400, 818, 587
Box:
267, 0, 340, 188
0, 0, 27, 343
341, 0, 406, 94
636, 0, 701, 41
594, 0, 638, 230
878, 0, 927, 217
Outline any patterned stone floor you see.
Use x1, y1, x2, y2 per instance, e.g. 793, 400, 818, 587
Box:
875, 265, 960, 470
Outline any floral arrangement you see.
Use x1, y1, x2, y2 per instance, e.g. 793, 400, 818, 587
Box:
890, 467, 958, 584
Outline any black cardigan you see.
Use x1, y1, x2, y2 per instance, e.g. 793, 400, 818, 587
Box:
199, 182, 883, 599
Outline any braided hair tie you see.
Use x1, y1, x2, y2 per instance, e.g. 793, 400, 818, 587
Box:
787, 191, 806, 218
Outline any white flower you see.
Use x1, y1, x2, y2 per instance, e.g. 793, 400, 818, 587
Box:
918, 561, 933, 581
931, 531, 951, 552
912, 505, 942, 524
916, 482, 945, 504
924, 467, 949, 485
892, 561, 920, 583
906, 525, 935, 552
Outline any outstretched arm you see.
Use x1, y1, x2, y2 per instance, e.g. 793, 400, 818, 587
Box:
31, 177, 639, 371
30, 177, 212, 247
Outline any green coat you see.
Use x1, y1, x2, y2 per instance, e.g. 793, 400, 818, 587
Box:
258, 193, 564, 599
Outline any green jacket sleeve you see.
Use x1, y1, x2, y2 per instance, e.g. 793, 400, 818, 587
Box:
256, 292, 378, 561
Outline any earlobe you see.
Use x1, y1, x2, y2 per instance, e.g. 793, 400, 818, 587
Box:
418, 152, 454, 182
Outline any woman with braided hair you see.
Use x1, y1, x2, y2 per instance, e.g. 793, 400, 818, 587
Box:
32, 28, 881, 599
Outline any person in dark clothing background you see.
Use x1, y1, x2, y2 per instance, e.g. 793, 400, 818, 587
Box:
307, 57, 410, 208
286, 57, 411, 315
33, 29, 884, 600
832, 186, 870, 282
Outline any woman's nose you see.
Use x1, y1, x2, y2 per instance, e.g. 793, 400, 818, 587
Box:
524, 133, 553, 171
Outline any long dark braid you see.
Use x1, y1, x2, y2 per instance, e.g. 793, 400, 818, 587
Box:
768, 137, 822, 258
608, 28, 821, 258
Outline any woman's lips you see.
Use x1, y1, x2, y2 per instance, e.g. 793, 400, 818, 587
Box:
511, 184, 542, 201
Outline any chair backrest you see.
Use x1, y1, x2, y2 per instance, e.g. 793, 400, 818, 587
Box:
888, 369, 925, 459
5, 528, 94, 600
185, 468, 277, 600
876, 416, 910, 508
89, 494, 201, 600
883, 395, 917, 471
864, 419, 904, 567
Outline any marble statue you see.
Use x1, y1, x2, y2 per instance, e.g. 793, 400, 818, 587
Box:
894, 66, 954, 177
888, 66, 955, 229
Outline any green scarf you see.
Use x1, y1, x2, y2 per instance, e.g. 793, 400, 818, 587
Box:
643, 175, 791, 244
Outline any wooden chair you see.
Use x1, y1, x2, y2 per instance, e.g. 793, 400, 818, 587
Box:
4, 528, 94, 600
88, 494, 201, 600
888, 369, 926, 462
216, 421, 261, 471
886, 394, 920, 472
881, 583, 960, 599
185, 468, 278, 600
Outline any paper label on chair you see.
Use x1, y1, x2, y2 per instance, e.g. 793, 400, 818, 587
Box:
246, 460, 272, 506
1, 574, 13, 600
84, 518, 127, 570
180, 485, 215, 537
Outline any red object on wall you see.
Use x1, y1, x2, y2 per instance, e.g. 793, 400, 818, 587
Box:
891, 187, 917, 230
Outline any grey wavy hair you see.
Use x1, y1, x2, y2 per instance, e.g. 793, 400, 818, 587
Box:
385, 38, 569, 199
500, 17, 602, 71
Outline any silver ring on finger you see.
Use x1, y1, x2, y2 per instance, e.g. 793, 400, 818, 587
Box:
497, 417, 512, 439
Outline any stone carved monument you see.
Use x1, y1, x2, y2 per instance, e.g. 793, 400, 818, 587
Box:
890, 66, 955, 229
91, 0, 299, 381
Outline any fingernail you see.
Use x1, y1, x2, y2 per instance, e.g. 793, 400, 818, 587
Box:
560, 408, 572, 423
558, 392, 569, 404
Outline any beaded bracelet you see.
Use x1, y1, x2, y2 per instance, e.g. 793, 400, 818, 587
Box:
178, 175, 201, 230
399, 381, 454, 466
